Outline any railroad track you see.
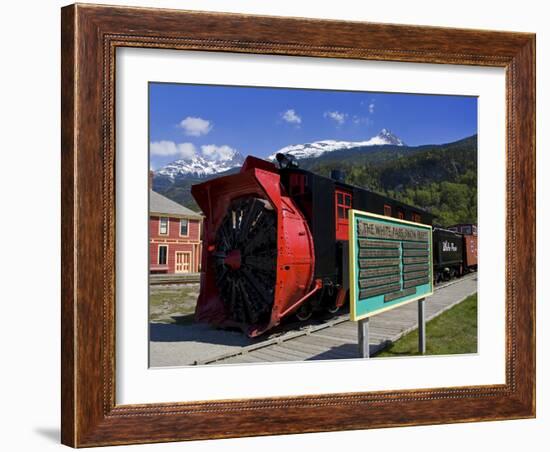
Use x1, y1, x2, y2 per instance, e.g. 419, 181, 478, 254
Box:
150, 273, 200, 285
193, 273, 477, 365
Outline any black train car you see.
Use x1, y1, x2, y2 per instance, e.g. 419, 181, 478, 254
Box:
269, 156, 433, 320
432, 227, 464, 282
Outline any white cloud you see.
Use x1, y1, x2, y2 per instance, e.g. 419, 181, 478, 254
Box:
178, 116, 213, 136
150, 141, 197, 159
150, 140, 178, 156
324, 111, 347, 125
352, 116, 373, 127
151, 141, 239, 162
368, 103, 375, 114
201, 144, 237, 162
281, 109, 302, 125
178, 143, 198, 159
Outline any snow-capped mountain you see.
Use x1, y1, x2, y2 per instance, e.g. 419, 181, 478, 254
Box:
155, 151, 245, 180
155, 129, 404, 180
268, 129, 405, 161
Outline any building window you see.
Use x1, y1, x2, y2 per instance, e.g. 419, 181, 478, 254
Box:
158, 245, 167, 265
384, 204, 392, 217
180, 218, 189, 236
412, 212, 421, 223
335, 191, 352, 219
397, 210, 404, 220
159, 217, 169, 235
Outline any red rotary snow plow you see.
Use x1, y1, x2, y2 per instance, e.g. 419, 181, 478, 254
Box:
191, 156, 317, 337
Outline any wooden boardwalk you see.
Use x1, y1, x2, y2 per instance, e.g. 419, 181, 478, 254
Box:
207, 274, 477, 364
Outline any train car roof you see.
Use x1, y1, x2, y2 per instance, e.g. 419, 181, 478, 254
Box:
447, 223, 478, 228
281, 166, 433, 218
432, 226, 464, 235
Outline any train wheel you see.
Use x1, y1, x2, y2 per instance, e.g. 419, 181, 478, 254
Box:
326, 304, 340, 314
295, 303, 313, 321
213, 197, 277, 326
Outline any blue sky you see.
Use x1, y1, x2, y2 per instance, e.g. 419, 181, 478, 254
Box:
149, 83, 477, 169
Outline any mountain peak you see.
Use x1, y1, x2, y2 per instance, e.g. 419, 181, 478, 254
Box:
155, 149, 244, 180
374, 128, 405, 146
267, 129, 405, 161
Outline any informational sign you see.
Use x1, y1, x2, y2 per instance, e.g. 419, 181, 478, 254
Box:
349, 210, 433, 321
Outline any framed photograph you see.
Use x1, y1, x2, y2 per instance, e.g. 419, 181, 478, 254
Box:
61, 3, 535, 447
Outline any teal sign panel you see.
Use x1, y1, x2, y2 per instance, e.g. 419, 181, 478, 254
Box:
349, 210, 433, 321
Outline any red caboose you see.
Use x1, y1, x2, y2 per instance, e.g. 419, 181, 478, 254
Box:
448, 223, 478, 272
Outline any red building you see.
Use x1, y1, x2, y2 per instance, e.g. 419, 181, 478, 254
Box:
149, 190, 203, 274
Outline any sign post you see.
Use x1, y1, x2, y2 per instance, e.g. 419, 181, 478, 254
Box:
418, 298, 426, 354
348, 210, 433, 357
358, 318, 370, 358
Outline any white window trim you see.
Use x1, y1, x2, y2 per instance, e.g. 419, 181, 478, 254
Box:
158, 217, 169, 236
179, 218, 189, 237
157, 244, 168, 265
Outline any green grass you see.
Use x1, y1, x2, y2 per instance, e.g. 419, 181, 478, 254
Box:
375, 293, 478, 357
149, 284, 200, 324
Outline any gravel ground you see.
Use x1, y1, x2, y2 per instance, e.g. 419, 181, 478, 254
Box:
148, 282, 333, 367
149, 283, 256, 366
149, 275, 478, 367
149, 323, 254, 367
149, 283, 200, 325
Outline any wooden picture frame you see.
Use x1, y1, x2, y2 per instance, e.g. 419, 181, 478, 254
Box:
61, 3, 535, 447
